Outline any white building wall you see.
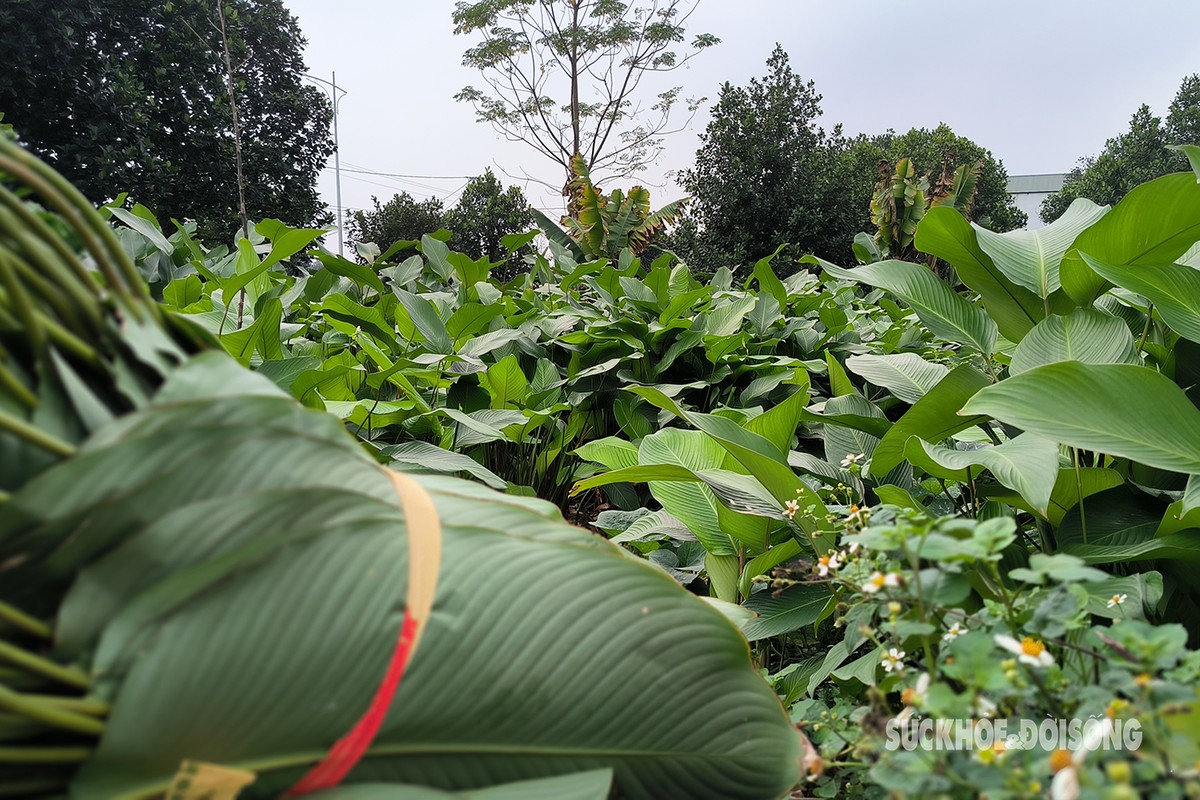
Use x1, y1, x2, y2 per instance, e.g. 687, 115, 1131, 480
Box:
1012, 191, 1053, 230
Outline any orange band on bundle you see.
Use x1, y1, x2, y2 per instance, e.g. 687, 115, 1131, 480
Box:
283, 471, 441, 796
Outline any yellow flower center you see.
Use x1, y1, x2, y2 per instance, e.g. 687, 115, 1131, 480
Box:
1133, 673, 1152, 687
901, 687, 919, 706
870, 574, 886, 588
1048, 748, 1072, 773
1020, 637, 1045, 657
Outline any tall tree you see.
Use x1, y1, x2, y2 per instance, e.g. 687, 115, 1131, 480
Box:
0, 0, 333, 240
445, 169, 533, 260
675, 45, 864, 270
1041, 75, 1200, 223
452, 0, 718, 192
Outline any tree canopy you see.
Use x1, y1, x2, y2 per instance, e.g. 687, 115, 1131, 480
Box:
349, 170, 532, 272
445, 168, 533, 261
0, 0, 333, 240
349, 193, 447, 253
674, 45, 860, 270
1041, 74, 1200, 223
674, 46, 1026, 272
452, 0, 718, 190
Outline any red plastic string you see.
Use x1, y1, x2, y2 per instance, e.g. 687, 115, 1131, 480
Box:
282, 612, 420, 796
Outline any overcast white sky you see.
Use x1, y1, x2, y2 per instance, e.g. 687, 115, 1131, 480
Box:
283, 0, 1200, 237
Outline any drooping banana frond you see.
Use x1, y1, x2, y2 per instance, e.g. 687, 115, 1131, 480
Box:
554, 155, 684, 261
931, 159, 982, 218
626, 196, 688, 255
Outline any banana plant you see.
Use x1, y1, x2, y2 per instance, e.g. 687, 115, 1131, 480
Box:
532, 154, 686, 262
870, 158, 928, 261
868, 158, 981, 268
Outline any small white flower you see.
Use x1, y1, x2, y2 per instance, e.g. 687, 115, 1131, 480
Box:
815, 551, 842, 577
1049, 718, 1113, 800
994, 634, 1055, 668
862, 571, 901, 594
845, 539, 861, 555
1106, 593, 1128, 609
894, 671, 930, 723
943, 622, 968, 642
783, 499, 800, 520
881, 648, 906, 673
974, 695, 997, 719
840, 452, 866, 468
1049, 764, 1080, 800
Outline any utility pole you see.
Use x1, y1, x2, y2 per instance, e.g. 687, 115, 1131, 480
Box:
304, 72, 348, 255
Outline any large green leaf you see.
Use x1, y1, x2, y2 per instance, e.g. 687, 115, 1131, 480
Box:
320, 294, 397, 350
741, 584, 833, 642
1060, 173, 1200, 305
1081, 573, 1163, 620
637, 429, 735, 555
479, 354, 529, 409
914, 206, 1046, 341
220, 298, 283, 366
1057, 489, 1200, 564
1080, 253, 1200, 344
0, 359, 799, 800
1008, 309, 1138, 375
378, 441, 508, 490
308, 771, 614, 800
815, 258, 997, 354
801, 393, 892, 440
960, 362, 1200, 474
974, 198, 1108, 299
627, 386, 826, 518
824, 352, 856, 397
572, 462, 784, 555
871, 365, 991, 476
1183, 474, 1200, 518
750, 244, 788, 309
845, 354, 950, 405
313, 251, 387, 294
255, 219, 328, 272
981, 467, 1124, 525
447, 304, 506, 342
904, 435, 1060, 517
394, 289, 454, 354
743, 385, 810, 454
574, 437, 640, 470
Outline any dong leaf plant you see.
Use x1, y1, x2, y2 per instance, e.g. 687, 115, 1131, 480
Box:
813, 159, 1200, 635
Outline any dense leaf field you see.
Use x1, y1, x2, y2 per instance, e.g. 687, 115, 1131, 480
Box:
2, 135, 1200, 799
